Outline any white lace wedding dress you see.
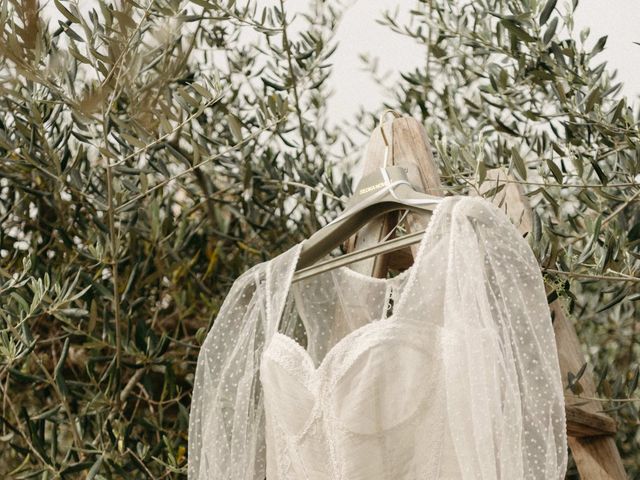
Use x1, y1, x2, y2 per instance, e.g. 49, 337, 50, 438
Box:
188, 195, 568, 480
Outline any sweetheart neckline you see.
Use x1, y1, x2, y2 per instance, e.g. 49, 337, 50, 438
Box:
268, 313, 399, 378
267, 195, 461, 375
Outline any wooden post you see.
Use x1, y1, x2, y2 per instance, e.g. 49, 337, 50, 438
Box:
345, 117, 443, 276
345, 116, 628, 479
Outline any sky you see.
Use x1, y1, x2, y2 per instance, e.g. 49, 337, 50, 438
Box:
325, 0, 640, 126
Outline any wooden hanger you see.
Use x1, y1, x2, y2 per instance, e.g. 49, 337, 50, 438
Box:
293, 112, 443, 282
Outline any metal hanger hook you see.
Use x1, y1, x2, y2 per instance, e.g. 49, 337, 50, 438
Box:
379, 108, 402, 126
379, 109, 401, 168
378, 109, 407, 239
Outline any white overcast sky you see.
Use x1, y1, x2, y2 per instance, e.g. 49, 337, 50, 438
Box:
326, 0, 640, 126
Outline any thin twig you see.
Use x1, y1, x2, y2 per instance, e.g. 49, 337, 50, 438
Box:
103, 109, 124, 410
120, 368, 146, 404
115, 115, 288, 213
566, 187, 640, 247
567, 394, 640, 404
543, 268, 640, 283
108, 95, 222, 168
262, 179, 344, 202
600, 188, 640, 228
0, 380, 58, 475
0, 309, 85, 458
126, 447, 156, 478
100, 1, 156, 90
279, 0, 310, 166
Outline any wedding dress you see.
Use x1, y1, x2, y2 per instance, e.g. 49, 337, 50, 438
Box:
188, 194, 568, 480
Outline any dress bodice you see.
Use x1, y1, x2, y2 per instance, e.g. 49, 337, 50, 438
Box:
258, 198, 471, 479
260, 314, 467, 479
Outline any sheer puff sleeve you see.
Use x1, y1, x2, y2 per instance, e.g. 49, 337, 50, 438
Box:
441, 196, 568, 480
188, 243, 303, 480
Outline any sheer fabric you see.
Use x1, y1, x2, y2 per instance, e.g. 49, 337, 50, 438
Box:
188, 195, 568, 480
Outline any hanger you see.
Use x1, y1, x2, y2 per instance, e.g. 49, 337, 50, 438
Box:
293, 111, 444, 282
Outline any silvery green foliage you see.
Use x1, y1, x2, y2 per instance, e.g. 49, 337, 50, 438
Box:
0, 0, 346, 476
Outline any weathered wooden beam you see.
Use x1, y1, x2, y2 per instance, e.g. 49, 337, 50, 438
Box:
565, 406, 617, 438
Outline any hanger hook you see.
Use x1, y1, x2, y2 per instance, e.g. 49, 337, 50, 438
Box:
378, 109, 404, 238
379, 109, 401, 168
